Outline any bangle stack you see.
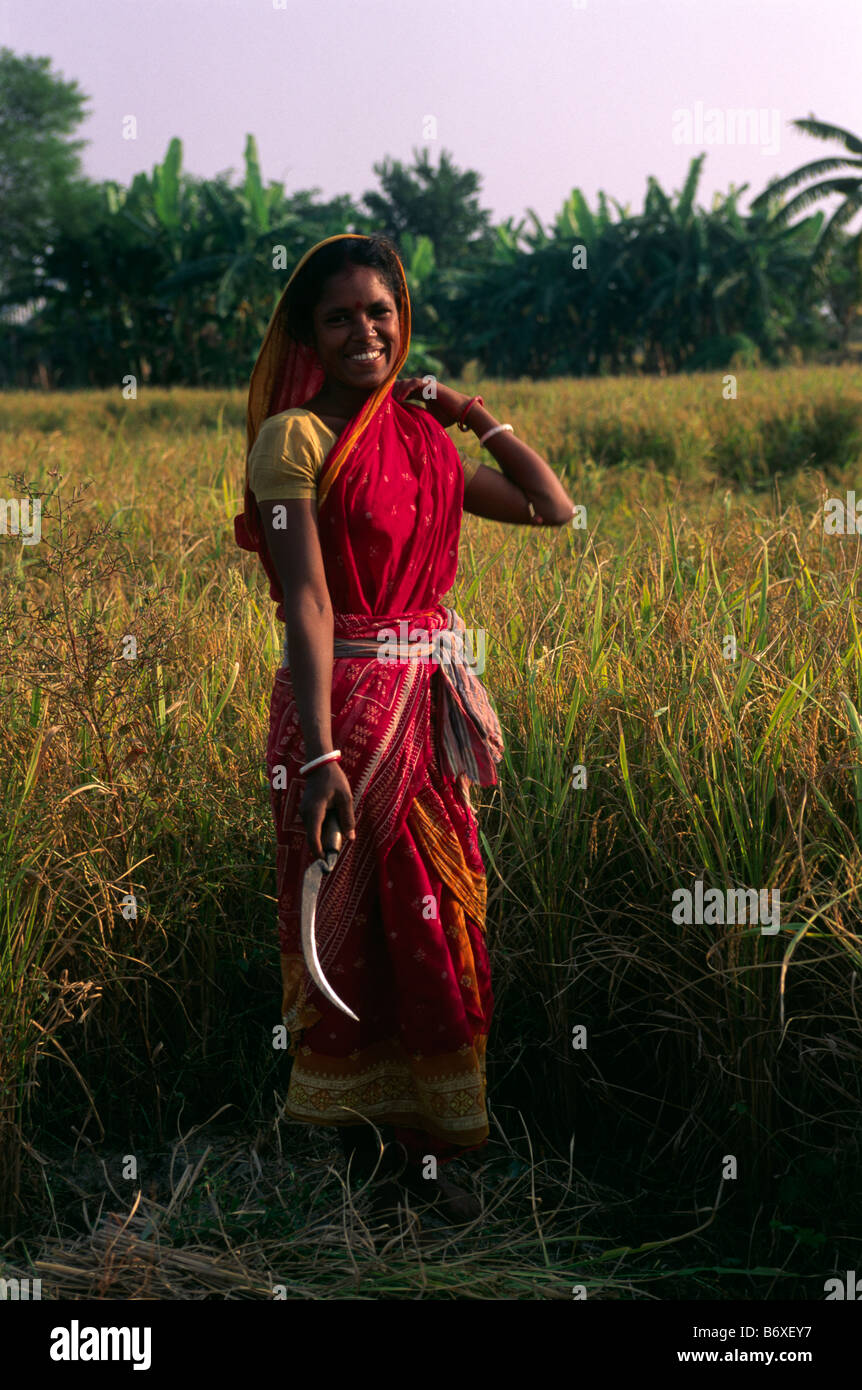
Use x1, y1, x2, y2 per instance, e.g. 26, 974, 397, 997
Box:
300, 749, 342, 775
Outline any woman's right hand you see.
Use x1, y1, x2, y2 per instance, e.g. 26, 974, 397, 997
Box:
394, 377, 473, 429
299, 759, 356, 859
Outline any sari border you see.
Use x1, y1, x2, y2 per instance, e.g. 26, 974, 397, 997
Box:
283, 1032, 490, 1146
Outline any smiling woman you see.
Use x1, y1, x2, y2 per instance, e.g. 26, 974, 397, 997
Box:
234, 232, 574, 1226
285, 250, 400, 411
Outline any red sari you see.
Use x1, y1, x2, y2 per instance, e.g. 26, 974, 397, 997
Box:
236, 236, 503, 1157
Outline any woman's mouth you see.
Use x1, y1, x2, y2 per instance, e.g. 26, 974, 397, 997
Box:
346, 347, 385, 364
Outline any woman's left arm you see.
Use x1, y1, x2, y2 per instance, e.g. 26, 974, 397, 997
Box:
394, 379, 575, 527
460, 401, 576, 527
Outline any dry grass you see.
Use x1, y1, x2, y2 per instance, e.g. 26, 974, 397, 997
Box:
4, 1107, 780, 1300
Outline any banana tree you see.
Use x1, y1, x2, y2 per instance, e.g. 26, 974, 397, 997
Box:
750, 117, 862, 287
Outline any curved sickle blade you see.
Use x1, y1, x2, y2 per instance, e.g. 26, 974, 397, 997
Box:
300, 813, 359, 1023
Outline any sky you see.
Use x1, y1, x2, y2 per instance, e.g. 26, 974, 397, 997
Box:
3, 0, 860, 234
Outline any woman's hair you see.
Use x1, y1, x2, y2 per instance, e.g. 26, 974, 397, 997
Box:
283, 234, 404, 347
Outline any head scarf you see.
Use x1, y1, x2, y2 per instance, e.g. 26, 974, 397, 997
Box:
236, 235, 412, 614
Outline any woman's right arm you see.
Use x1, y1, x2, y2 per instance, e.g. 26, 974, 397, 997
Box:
257, 498, 356, 858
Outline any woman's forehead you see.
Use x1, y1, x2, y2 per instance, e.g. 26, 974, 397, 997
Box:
317, 266, 396, 309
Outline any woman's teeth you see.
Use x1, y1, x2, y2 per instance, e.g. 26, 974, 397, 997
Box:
348, 349, 383, 361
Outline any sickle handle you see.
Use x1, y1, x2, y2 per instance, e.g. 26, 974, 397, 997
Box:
321, 809, 343, 866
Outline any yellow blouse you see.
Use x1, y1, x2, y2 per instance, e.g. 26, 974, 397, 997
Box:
248, 407, 481, 502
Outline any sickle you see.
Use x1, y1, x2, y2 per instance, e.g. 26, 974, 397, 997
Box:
300, 809, 359, 1022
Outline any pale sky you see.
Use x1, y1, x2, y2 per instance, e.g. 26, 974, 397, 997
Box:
3, 0, 860, 232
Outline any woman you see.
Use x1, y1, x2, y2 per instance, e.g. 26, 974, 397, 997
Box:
235, 233, 575, 1224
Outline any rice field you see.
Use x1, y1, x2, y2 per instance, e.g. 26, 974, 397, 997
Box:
2, 365, 861, 1298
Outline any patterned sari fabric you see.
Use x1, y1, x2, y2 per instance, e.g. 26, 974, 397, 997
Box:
235, 236, 504, 1158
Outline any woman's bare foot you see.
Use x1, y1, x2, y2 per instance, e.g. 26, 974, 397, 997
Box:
400, 1161, 481, 1224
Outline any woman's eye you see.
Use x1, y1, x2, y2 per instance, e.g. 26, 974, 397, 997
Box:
327, 306, 391, 323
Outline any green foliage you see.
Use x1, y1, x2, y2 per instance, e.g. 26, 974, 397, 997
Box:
0, 47, 89, 292
686, 334, 761, 371
751, 117, 862, 274
362, 146, 495, 270
1, 113, 859, 387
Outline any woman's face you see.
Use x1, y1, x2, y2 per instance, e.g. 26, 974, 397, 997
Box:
310, 265, 401, 394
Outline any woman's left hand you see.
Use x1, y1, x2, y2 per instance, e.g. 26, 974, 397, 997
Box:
393, 377, 477, 430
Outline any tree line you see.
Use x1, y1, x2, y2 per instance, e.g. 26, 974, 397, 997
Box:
1, 47, 860, 388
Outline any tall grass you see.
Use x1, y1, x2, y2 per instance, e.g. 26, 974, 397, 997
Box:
2, 368, 861, 1276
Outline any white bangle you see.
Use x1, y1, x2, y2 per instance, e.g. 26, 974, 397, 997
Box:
478, 423, 514, 448
300, 749, 342, 775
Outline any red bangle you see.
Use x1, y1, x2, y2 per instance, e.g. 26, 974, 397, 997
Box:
457, 395, 484, 432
